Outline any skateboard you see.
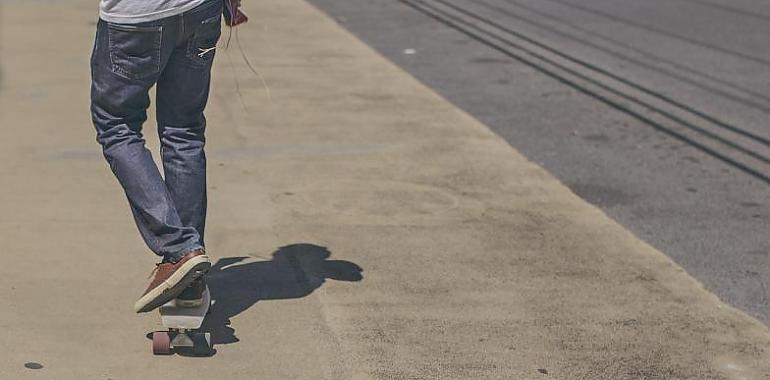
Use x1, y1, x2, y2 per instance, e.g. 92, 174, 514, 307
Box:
151, 277, 214, 355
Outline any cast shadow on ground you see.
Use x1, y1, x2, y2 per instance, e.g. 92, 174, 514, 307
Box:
201, 243, 363, 349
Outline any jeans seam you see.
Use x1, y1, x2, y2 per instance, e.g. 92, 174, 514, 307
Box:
107, 23, 115, 70
156, 25, 163, 75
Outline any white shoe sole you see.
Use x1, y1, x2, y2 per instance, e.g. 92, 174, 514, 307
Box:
134, 255, 211, 313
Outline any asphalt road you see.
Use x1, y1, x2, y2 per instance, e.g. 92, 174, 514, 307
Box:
306, 0, 770, 324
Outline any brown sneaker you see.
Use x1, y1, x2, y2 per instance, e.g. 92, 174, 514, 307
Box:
134, 249, 211, 313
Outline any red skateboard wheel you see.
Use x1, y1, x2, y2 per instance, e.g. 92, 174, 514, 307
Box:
152, 331, 172, 355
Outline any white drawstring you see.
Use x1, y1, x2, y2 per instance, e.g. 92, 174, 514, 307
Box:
198, 46, 216, 57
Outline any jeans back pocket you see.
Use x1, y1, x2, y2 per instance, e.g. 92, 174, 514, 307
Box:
107, 23, 163, 80
186, 15, 222, 68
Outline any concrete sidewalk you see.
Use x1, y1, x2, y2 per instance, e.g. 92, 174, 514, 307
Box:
1, 0, 768, 379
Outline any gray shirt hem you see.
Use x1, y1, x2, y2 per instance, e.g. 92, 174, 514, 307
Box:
99, 0, 208, 24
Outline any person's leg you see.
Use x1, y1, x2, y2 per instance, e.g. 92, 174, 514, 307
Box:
156, 0, 223, 245
91, 15, 212, 313
90, 17, 203, 262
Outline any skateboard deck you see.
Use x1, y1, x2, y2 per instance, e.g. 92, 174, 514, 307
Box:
151, 279, 213, 355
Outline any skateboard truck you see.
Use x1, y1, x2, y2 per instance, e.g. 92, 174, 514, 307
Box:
151, 277, 213, 355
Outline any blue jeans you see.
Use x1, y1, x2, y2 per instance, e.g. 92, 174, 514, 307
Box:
90, 0, 222, 261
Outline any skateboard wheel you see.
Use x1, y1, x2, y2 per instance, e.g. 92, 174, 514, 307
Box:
152, 331, 172, 355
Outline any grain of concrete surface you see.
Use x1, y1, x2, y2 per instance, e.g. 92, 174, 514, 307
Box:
0, 0, 768, 379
